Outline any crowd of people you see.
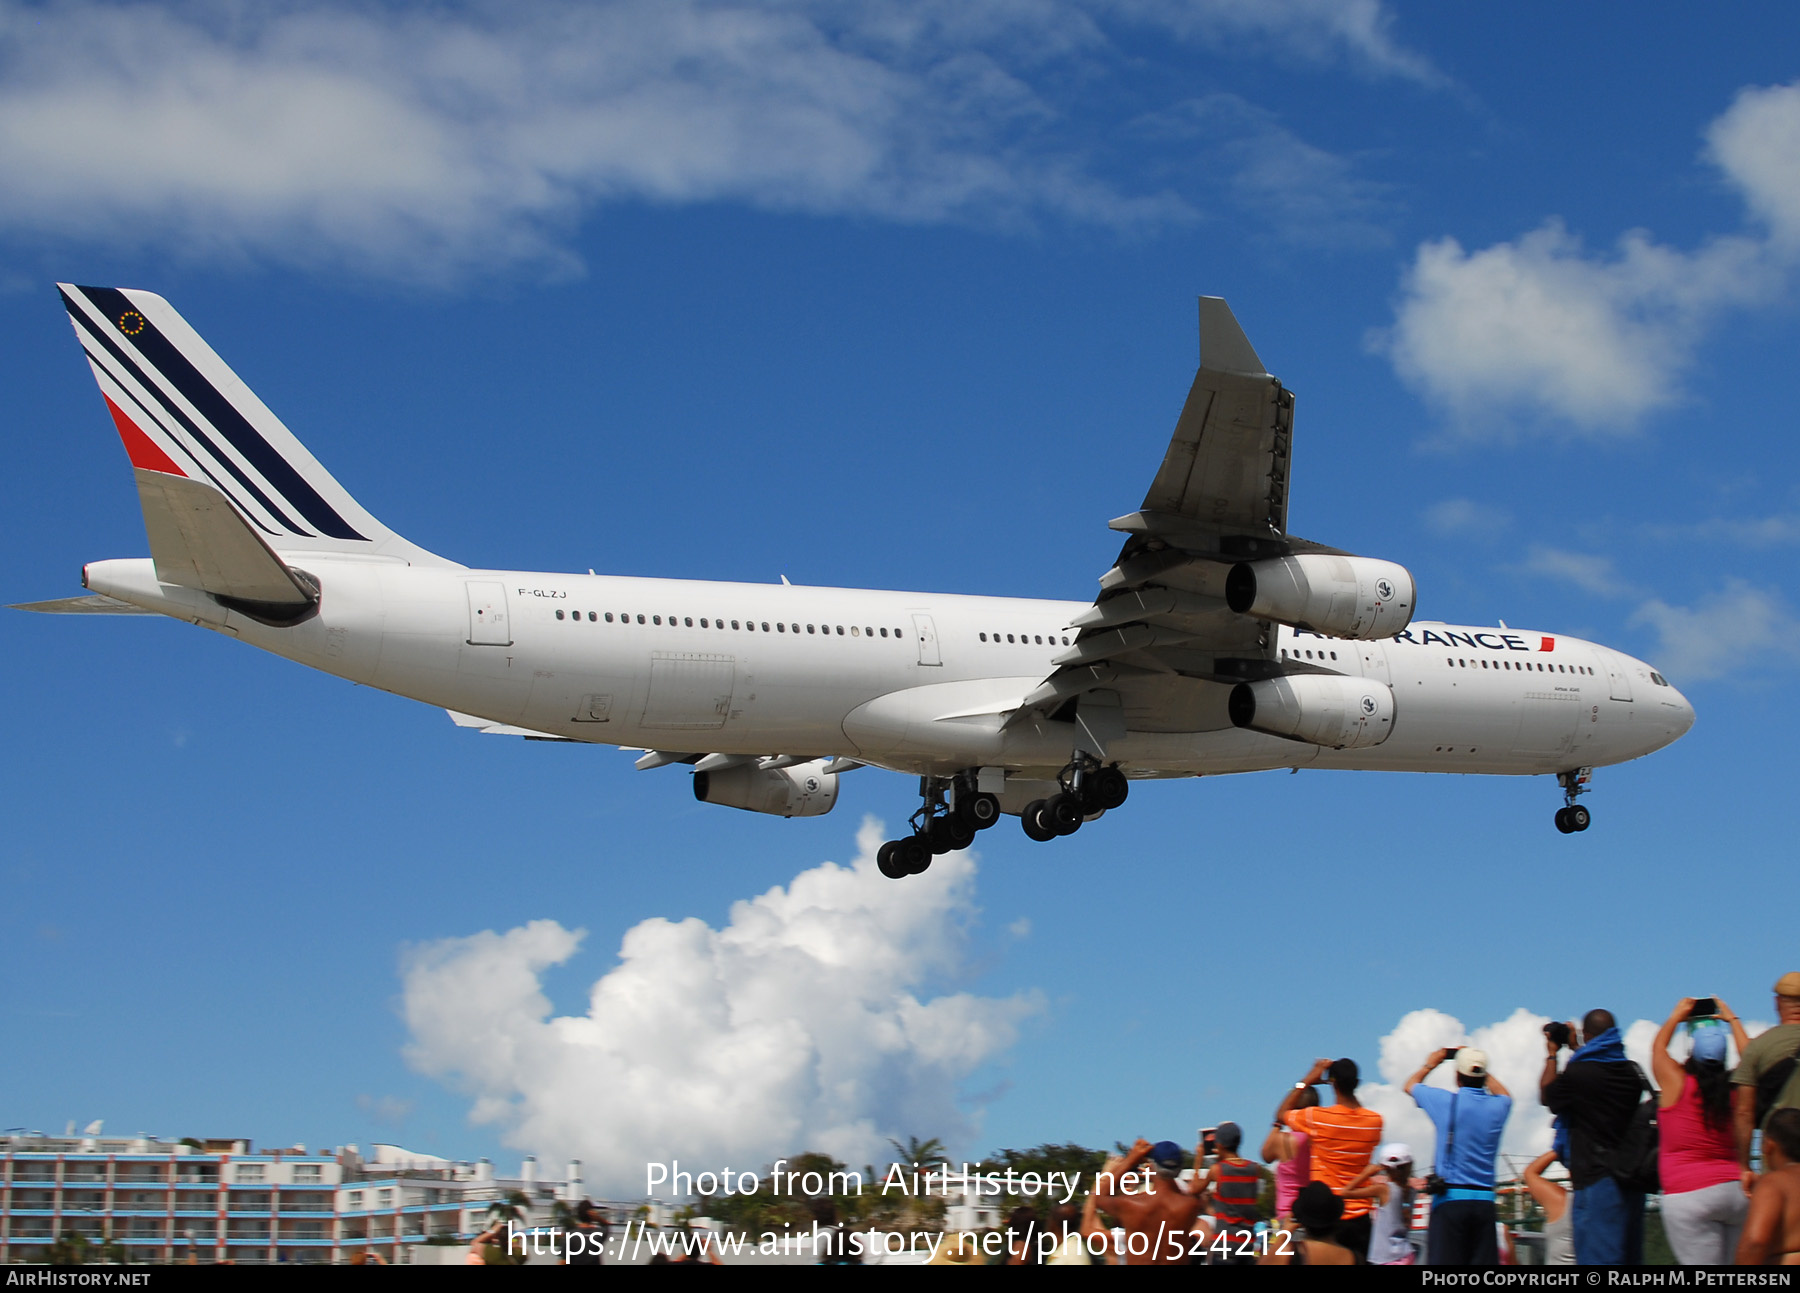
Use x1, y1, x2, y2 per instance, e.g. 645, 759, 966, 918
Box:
983, 970, 1800, 1266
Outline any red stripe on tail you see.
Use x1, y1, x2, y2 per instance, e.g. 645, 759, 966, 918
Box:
104, 394, 186, 476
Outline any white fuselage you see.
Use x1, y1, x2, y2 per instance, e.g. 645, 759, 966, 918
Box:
83, 555, 1696, 787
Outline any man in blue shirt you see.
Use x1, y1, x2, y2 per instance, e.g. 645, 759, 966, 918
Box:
1405, 1047, 1513, 1264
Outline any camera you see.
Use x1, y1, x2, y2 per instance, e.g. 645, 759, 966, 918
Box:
1545, 1021, 1573, 1047
1688, 998, 1719, 1020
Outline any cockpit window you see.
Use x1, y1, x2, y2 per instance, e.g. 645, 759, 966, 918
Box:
1650, 672, 1668, 686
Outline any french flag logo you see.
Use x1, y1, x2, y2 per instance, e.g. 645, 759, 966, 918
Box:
1539, 636, 1556, 652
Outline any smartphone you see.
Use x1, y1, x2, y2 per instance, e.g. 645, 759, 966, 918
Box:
1445, 1047, 1461, 1060
1200, 1127, 1217, 1159
1689, 998, 1718, 1020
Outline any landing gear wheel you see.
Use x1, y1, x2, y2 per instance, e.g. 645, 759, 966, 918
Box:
1022, 800, 1057, 842
1554, 807, 1574, 834
1046, 793, 1084, 836
899, 835, 932, 874
1567, 804, 1591, 832
926, 817, 956, 855
956, 792, 1001, 831
877, 841, 908, 878
1091, 767, 1129, 811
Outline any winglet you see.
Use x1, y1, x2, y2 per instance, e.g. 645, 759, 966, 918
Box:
1198, 297, 1267, 377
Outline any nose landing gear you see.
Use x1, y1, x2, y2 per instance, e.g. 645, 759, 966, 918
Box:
1553, 768, 1593, 833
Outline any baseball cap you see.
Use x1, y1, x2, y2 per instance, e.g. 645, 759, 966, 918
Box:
1775, 972, 1800, 998
1149, 1141, 1184, 1172
1377, 1143, 1413, 1168
1213, 1122, 1242, 1152
1454, 1048, 1489, 1079
1691, 1024, 1729, 1064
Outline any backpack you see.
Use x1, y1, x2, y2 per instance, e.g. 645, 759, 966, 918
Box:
1608, 1063, 1660, 1194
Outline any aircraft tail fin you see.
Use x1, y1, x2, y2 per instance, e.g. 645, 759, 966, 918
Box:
57, 284, 458, 569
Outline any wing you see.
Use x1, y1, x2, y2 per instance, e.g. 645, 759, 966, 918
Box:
1018, 298, 1317, 736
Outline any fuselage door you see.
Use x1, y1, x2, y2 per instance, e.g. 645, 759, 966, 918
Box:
1601, 649, 1634, 702
912, 613, 942, 667
466, 581, 512, 646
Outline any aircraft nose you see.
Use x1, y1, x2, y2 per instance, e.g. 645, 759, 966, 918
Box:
1666, 685, 1696, 740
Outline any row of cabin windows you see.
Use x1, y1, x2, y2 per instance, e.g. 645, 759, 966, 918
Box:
1281, 648, 1339, 661
554, 608, 906, 639
979, 632, 1071, 646
1447, 658, 1592, 674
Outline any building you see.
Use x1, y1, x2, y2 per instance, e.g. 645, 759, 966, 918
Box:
0, 1130, 598, 1265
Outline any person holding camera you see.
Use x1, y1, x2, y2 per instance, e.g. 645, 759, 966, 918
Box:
1651, 996, 1751, 1263
1540, 1010, 1647, 1265
1278, 1058, 1384, 1259
1403, 1047, 1512, 1264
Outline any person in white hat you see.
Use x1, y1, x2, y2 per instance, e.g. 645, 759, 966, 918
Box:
1404, 1046, 1512, 1264
1343, 1143, 1419, 1265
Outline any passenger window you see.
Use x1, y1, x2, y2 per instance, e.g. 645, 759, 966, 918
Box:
653, 615, 662, 625
684, 617, 692, 627
792, 624, 800, 634
605, 613, 613, 623
636, 614, 645, 625
1007, 634, 1015, 643
777, 622, 786, 632
865, 627, 874, 637
1330, 652, 1337, 660
880, 628, 887, 637
836, 626, 845, 635
699, 618, 708, 628
980, 633, 987, 642
588, 612, 596, 622
556, 609, 565, 620
1061, 636, 1069, 645
807, 624, 815, 634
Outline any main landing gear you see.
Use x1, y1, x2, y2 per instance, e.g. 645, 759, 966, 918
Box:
1553, 767, 1593, 834
1021, 756, 1128, 844
877, 774, 1003, 880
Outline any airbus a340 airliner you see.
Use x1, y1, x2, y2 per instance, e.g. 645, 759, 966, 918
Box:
18, 286, 1694, 878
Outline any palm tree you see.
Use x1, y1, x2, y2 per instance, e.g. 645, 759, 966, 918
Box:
887, 1136, 947, 1170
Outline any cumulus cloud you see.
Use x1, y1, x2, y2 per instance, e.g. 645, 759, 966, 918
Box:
1378, 78, 1800, 437
0, 0, 1432, 280
400, 818, 1039, 1194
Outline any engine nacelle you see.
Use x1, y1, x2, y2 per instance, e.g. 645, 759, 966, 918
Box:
693, 760, 839, 817
1225, 554, 1414, 640
1228, 674, 1395, 750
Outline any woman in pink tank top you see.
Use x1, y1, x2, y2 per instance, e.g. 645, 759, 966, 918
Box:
1263, 1086, 1319, 1223
1652, 997, 1753, 1265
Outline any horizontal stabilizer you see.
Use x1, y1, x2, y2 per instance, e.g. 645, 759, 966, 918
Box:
445, 709, 573, 741
137, 469, 317, 606
10, 593, 157, 614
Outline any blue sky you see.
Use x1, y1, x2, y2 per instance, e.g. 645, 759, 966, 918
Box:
3, 2, 1797, 1191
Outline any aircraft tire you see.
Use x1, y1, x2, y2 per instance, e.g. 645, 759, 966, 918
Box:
1093, 767, 1129, 811
1047, 793, 1084, 835
1022, 800, 1057, 842
943, 815, 977, 851
926, 817, 957, 854
877, 841, 908, 878
958, 792, 1001, 830
1553, 808, 1574, 834
901, 835, 933, 874
1568, 804, 1591, 832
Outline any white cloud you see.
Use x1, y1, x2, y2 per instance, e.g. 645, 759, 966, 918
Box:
1520, 546, 1637, 600
1424, 498, 1511, 537
1378, 221, 1770, 434
0, 0, 1433, 280
1379, 78, 1800, 437
1629, 579, 1799, 680
1131, 94, 1394, 248
400, 817, 1039, 1195
1708, 82, 1800, 247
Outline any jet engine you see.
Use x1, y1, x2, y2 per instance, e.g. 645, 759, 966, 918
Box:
1225, 554, 1414, 640
1228, 674, 1395, 750
693, 759, 839, 817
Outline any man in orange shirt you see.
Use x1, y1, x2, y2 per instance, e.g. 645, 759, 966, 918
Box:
1278, 1057, 1385, 1260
